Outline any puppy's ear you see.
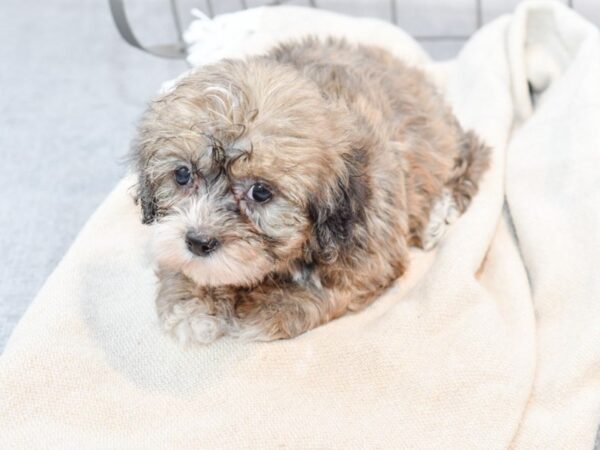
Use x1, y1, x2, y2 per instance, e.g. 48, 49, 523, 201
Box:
130, 135, 158, 224
136, 172, 157, 225
308, 149, 370, 264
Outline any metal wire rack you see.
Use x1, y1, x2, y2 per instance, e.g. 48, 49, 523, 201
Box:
109, 0, 578, 59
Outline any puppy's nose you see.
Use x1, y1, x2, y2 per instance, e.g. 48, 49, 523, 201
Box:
185, 232, 220, 256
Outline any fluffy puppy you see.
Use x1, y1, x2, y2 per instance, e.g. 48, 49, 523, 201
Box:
132, 38, 490, 344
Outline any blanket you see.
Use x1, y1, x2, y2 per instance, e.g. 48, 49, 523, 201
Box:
1, 1, 599, 448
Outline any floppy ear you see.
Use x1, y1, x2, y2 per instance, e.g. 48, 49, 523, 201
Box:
308, 149, 370, 265
137, 172, 157, 224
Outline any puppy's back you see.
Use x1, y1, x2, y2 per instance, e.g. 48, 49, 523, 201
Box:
268, 38, 441, 134
268, 37, 490, 248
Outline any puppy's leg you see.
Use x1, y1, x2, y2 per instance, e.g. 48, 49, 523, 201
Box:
422, 189, 460, 251
155, 270, 233, 345
447, 130, 491, 214
421, 131, 490, 251
232, 282, 346, 341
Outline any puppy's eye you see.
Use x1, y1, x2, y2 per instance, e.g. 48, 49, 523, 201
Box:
174, 166, 191, 186
247, 183, 272, 203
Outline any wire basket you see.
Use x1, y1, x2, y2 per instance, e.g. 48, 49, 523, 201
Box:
109, 0, 579, 60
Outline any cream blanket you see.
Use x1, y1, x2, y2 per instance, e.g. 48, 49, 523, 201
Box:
1, 1, 599, 448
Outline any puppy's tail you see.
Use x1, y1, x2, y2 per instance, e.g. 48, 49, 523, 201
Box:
447, 130, 491, 213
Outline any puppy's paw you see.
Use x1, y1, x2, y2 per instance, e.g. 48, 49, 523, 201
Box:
422, 189, 460, 251
159, 298, 226, 345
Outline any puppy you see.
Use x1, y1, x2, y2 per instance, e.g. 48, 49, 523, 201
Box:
132, 38, 489, 344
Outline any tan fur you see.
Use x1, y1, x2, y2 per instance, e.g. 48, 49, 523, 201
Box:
132, 37, 490, 344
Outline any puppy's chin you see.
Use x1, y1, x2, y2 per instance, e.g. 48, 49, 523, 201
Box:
151, 220, 273, 287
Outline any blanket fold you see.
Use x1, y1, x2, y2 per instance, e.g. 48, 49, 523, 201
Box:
1, 1, 598, 448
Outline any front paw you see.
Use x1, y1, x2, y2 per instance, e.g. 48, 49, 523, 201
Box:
158, 298, 226, 345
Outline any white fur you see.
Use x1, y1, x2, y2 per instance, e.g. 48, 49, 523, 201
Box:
422, 189, 460, 251
158, 297, 226, 345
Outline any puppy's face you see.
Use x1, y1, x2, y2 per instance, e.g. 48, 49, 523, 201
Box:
133, 59, 359, 287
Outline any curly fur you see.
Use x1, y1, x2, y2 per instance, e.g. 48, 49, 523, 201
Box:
131, 37, 490, 344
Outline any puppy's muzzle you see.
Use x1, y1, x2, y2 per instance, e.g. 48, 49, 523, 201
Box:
186, 231, 220, 257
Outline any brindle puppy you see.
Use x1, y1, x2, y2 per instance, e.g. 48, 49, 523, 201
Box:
132, 37, 490, 344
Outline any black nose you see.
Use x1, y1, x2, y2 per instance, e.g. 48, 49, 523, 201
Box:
185, 232, 220, 256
